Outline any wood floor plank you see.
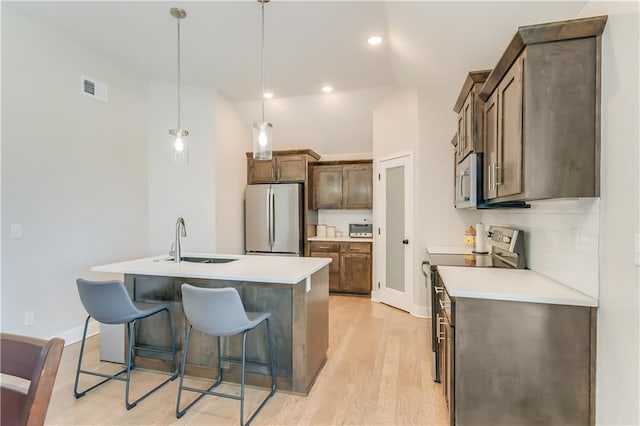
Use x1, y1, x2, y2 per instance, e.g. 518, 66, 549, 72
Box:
44, 296, 448, 425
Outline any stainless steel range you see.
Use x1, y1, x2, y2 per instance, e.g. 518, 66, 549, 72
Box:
422, 226, 526, 383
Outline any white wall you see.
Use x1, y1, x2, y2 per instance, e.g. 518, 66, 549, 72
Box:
372, 88, 428, 316
577, 2, 639, 424
481, 200, 599, 297
214, 94, 252, 254
236, 87, 391, 156
147, 81, 217, 255
317, 210, 373, 238
1, 5, 148, 340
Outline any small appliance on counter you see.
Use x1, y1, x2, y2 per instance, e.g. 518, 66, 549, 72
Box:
349, 223, 373, 238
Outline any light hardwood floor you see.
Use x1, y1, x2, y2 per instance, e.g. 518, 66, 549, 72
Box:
45, 295, 449, 425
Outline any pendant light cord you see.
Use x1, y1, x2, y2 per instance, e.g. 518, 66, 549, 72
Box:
177, 17, 182, 130
261, 1, 265, 122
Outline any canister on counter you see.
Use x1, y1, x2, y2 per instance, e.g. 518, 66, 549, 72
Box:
316, 224, 327, 237
327, 226, 336, 237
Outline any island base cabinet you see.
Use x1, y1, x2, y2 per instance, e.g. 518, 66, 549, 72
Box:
123, 267, 329, 395
453, 298, 596, 426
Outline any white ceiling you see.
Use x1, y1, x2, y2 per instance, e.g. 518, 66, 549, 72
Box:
4, 1, 587, 102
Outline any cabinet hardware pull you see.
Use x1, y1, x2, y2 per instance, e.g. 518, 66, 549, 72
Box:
495, 165, 504, 185
435, 286, 445, 294
350, 247, 360, 251
318, 246, 330, 249
439, 299, 451, 310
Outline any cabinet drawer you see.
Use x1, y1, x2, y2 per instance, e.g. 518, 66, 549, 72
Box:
340, 243, 371, 253
309, 242, 340, 252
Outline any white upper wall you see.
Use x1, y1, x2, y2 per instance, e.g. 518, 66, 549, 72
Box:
214, 95, 252, 254
235, 87, 391, 157
575, 2, 639, 424
1, 5, 148, 338
147, 81, 217, 255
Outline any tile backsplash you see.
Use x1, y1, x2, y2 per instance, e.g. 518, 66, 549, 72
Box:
317, 209, 373, 237
480, 198, 599, 298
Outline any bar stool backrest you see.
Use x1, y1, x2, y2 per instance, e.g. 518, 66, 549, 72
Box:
76, 279, 140, 324
181, 284, 251, 337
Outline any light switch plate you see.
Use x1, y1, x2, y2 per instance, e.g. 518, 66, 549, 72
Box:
10, 224, 22, 239
635, 233, 640, 267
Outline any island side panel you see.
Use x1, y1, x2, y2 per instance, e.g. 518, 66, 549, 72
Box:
124, 272, 328, 394
300, 267, 329, 393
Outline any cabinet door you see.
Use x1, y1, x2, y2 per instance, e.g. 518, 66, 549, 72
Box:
343, 164, 373, 209
484, 91, 498, 200
313, 166, 343, 209
310, 251, 340, 292
456, 111, 465, 163
461, 93, 474, 160
276, 155, 307, 182
248, 158, 276, 183
497, 57, 524, 198
340, 253, 371, 294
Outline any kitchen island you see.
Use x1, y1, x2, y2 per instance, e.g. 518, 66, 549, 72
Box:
92, 253, 331, 395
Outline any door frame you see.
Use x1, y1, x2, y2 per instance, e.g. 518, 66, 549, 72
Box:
372, 151, 414, 313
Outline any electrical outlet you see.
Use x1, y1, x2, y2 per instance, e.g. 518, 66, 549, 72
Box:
10, 224, 22, 239
24, 310, 35, 326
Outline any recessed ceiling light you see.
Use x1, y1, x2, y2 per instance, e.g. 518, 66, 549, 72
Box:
322, 86, 333, 93
263, 92, 274, 99
367, 36, 383, 46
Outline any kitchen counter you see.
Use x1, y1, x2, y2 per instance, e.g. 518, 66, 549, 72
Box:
437, 266, 598, 307
91, 252, 330, 395
308, 236, 373, 243
92, 252, 330, 285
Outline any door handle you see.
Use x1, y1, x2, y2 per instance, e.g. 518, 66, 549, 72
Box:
402, 239, 409, 245
270, 189, 276, 246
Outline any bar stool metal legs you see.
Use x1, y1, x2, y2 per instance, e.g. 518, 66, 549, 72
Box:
176, 318, 277, 425
74, 307, 179, 410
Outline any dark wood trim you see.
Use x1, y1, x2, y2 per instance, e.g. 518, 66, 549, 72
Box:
453, 70, 491, 113
309, 159, 372, 166
479, 15, 607, 101
246, 149, 321, 160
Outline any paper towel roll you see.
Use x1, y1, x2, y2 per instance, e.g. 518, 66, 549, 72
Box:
474, 223, 488, 253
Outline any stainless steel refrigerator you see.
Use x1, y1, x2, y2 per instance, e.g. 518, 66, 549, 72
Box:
245, 183, 303, 255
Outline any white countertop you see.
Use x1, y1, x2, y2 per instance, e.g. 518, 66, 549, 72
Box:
308, 236, 373, 243
426, 245, 473, 255
91, 252, 331, 285
437, 266, 598, 307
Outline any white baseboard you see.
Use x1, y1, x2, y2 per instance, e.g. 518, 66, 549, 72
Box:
410, 305, 431, 319
52, 320, 100, 346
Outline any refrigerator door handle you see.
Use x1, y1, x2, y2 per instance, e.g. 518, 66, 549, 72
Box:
270, 188, 276, 247
266, 187, 272, 247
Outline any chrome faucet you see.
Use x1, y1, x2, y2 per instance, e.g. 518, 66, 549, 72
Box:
174, 217, 187, 263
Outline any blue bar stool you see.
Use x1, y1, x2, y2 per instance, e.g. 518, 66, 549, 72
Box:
176, 284, 276, 425
74, 279, 178, 409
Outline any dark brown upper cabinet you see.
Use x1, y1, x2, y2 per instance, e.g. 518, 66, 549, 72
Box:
310, 161, 373, 209
246, 150, 320, 184
453, 70, 491, 164
480, 15, 607, 204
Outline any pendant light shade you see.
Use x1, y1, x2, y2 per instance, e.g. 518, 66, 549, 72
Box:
169, 7, 189, 164
253, 0, 273, 160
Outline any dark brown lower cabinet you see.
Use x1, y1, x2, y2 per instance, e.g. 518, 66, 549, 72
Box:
309, 241, 371, 295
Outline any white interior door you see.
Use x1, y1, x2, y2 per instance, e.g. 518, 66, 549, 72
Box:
374, 153, 413, 312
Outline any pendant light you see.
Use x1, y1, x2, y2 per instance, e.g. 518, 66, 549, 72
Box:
253, 0, 273, 160
169, 8, 189, 164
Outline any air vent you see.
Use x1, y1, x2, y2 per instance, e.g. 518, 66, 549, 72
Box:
81, 75, 108, 102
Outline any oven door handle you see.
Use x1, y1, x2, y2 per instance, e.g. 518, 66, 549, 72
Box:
421, 260, 430, 278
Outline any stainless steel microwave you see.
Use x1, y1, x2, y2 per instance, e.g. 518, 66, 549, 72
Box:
455, 153, 483, 209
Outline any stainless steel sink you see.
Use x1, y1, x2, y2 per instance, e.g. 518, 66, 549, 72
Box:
164, 257, 238, 264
